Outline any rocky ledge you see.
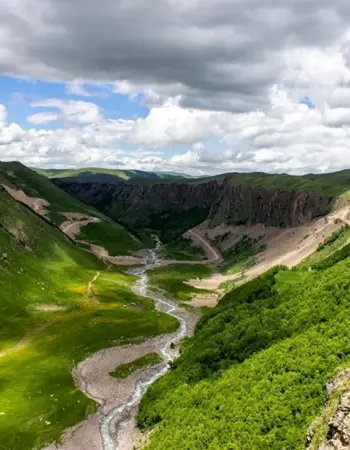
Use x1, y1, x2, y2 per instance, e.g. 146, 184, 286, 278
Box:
307, 369, 350, 450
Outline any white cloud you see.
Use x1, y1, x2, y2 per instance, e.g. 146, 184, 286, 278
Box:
4, 33, 350, 175
27, 112, 59, 124
28, 99, 102, 124
66, 82, 93, 97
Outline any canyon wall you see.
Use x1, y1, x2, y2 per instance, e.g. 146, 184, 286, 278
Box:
56, 176, 334, 239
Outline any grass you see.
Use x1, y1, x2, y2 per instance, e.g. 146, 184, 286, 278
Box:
79, 220, 141, 256
0, 188, 178, 450
160, 236, 206, 261
110, 353, 162, 379
224, 171, 350, 196
148, 264, 212, 302
0, 162, 144, 255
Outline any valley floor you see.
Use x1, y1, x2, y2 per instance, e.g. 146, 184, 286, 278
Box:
3, 173, 350, 450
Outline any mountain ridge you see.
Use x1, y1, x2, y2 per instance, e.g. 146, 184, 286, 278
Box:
57, 172, 341, 242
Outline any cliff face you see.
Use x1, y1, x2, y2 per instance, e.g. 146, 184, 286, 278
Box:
56, 177, 334, 239
55, 179, 222, 230
209, 183, 332, 228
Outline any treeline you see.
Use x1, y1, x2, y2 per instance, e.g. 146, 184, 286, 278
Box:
137, 245, 350, 449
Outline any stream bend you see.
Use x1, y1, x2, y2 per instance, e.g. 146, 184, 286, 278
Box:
99, 245, 190, 450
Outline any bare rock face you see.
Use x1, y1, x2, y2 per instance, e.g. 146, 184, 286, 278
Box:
319, 392, 350, 449
319, 441, 348, 450
307, 370, 350, 450
209, 184, 332, 228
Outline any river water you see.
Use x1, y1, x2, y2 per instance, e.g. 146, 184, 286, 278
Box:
99, 245, 190, 450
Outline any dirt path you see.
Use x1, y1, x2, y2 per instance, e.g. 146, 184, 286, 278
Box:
88, 244, 142, 266
76, 229, 222, 268
0, 320, 55, 359
188, 206, 350, 291
0, 271, 102, 359
185, 229, 221, 262
156, 229, 222, 267
86, 271, 101, 304
60, 213, 101, 240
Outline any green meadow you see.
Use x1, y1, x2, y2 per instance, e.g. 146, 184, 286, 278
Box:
110, 353, 162, 379
0, 187, 177, 450
148, 264, 212, 302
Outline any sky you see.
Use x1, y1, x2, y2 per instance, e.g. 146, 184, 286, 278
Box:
2, 1, 350, 175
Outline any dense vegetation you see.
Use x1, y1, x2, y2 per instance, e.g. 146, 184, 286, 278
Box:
137, 244, 350, 449
0, 185, 178, 450
149, 207, 209, 242
160, 236, 206, 261
110, 353, 162, 379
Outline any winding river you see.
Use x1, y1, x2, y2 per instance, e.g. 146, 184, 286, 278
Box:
99, 244, 191, 450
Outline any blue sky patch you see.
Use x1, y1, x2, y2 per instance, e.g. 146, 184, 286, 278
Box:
300, 96, 315, 110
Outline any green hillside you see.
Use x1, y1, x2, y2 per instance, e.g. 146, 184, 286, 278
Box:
0, 162, 143, 255
35, 165, 350, 197
34, 167, 186, 183
224, 171, 350, 196
0, 184, 177, 449
137, 244, 350, 449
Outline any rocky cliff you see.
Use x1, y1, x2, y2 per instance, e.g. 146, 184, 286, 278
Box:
209, 181, 332, 228
55, 176, 334, 240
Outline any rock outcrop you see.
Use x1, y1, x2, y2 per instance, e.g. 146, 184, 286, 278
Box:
306, 369, 350, 450
317, 392, 350, 449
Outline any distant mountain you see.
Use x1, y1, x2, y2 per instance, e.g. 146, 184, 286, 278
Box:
58, 169, 350, 242
34, 167, 187, 185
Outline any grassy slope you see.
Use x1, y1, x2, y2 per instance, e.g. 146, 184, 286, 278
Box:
0, 162, 142, 255
224, 172, 350, 196
137, 244, 350, 449
0, 188, 178, 450
300, 224, 350, 268
148, 264, 212, 302
110, 353, 162, 379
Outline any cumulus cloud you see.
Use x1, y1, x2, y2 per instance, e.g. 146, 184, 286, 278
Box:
3, 1, 350, 174
2, 0, 350, 112
1, 81, 350, 175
